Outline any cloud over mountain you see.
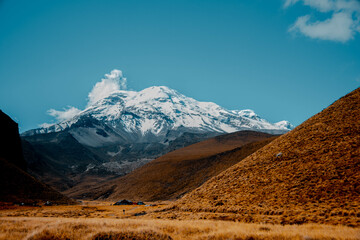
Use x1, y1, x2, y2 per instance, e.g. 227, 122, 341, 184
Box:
44, 69, 126, 124
47, 106, 81, 122
87, 69, 127, 106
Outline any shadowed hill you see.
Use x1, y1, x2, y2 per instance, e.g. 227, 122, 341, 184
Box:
0, 110, 27, 170
169, 88, 360, 226
65, 131, 278, 201
0, 157, 72, 204
0, 110, 73, 204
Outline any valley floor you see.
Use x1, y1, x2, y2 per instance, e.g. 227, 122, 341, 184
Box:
0, 203, 359, 240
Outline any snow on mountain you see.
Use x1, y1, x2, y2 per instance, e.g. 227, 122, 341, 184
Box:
274, 120, 294, 130
23, 85, 293, 146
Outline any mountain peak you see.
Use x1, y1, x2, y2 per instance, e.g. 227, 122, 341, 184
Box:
236, 109, 258, 119
146, 85, 173, 92
136, 86, 180, 101
274, 120, 294, 129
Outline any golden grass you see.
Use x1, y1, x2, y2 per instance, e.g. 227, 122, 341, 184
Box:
0, 216, 359, 240
1, 204, 359, 239
0, 203, 163, 219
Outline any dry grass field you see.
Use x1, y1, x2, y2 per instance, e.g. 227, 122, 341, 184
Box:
0, 204, 150, 219
0, 203, 359, 240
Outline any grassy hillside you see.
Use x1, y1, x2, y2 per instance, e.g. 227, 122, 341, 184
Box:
167, 88, 360, 227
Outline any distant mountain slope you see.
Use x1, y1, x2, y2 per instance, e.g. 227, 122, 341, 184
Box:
0, 110, 72, 204
170, 88, 360, 226
65, 131, 277, 201
22, 131, 107, 191
22, 129, 219, 192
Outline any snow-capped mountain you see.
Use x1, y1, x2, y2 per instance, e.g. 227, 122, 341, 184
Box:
21, 81, 293, 192
24, 86, 293, 147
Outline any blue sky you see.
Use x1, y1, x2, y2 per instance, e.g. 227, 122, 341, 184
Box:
0, 0, 359, 132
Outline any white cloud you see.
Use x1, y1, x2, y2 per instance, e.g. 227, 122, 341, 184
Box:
47, 106, 82, 122
285, 0, 360, 12
284, 0, 300, 8
43, 69, 127, 126
303, 0, 335, 12
286, 0, 360, 42
289, 12, 356, 42
87, 69, 127, 106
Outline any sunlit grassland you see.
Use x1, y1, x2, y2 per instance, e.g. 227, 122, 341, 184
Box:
0, 204, 359, 240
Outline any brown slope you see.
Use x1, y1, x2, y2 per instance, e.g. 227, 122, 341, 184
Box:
0, 110, 73, 204
65, 131, 278, 201
171, 88, 360, 226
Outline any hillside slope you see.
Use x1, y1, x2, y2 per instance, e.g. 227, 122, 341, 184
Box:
169, 88, 360, 226
65, 131, 277, 201
0, 110, 72, 204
